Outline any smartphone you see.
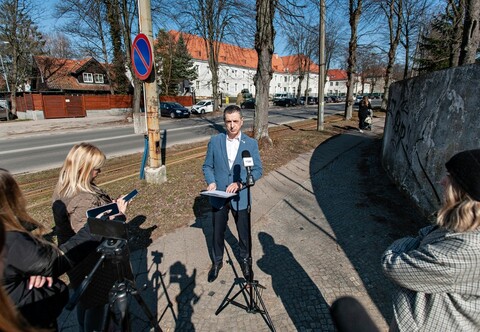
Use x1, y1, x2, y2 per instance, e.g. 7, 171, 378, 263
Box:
123, 189, 138, 202
86, 202, 119, 218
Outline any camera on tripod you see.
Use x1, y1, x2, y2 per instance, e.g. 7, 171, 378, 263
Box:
65, 217, 165, 331
88, 217, 129, 259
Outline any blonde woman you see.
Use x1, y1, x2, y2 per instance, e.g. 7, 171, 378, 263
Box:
382, 149, 480, 331
0, 168, 69, 330
52, 143, 129, 331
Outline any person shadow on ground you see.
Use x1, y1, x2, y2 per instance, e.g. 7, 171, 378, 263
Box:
169, 261, 201, 331
257, 232, 333, 331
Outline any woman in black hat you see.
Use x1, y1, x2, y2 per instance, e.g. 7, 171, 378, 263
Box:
382, 149, 480, 332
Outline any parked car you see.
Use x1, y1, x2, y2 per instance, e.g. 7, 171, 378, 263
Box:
159, 102, 190, 118
191, 100, 214, 114
272, 93, 289, 103
240, 98, 255, 109
354, 95, 363, 105
274, 97, 297, 107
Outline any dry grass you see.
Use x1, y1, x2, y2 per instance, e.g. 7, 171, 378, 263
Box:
18, 114, 368, 248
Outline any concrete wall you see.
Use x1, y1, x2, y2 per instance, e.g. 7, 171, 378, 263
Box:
382, 63, 480, 216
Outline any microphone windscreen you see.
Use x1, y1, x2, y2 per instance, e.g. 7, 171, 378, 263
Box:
242, 150, 251, 158
330, 297, 380, 332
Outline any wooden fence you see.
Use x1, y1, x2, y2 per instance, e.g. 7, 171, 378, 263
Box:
15, 93, 194, 119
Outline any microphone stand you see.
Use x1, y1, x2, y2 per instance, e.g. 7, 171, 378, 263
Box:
215, 171, 275, 331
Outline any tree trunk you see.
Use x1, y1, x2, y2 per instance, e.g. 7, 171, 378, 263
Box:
344, 0, 362, 120
381, 0, 403, 111
253, 0, 277, 147
448, 0, 465, 67
403, 26, 410, 79
459, 0, 480, 65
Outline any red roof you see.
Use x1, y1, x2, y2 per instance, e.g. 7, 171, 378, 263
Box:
34, 56, 111, 92
169, 30, 320, 74
327, 69, 347, 81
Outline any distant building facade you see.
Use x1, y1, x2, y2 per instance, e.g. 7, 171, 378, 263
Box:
170, 31, 324, 99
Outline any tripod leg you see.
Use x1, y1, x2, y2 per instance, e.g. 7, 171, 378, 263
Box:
251, 283, 276, 332
132, 291, 163, 332
215, 278, 248, 315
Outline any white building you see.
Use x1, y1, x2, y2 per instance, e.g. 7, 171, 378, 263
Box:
170, 31, 322, 99
169, 30, 377, 100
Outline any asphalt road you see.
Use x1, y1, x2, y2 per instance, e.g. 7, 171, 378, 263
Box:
1, 104, 346, 174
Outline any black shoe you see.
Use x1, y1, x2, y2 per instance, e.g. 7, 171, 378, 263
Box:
208, 262, 223, 283
241, 259, 252, 281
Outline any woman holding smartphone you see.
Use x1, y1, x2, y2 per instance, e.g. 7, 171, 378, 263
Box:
52, 143, 130, 332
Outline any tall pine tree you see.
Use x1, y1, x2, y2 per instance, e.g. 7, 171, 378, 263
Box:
155, 31, 197, 96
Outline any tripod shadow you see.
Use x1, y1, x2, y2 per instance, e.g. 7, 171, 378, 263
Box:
126, 216, 166, 330
169, 261, 201, 331
257, 232, 332, 330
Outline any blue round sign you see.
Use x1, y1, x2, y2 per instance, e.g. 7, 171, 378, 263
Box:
132, 33, 153, 80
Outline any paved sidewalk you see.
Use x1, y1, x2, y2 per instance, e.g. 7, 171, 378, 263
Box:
53, 116, 422, 332
0, 114, 130, 139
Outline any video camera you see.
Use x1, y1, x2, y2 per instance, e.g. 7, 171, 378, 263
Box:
87, 217, 129, 259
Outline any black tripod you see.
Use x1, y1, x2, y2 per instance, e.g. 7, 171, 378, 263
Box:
215, 174, 275, 331
66, 238, 174, 331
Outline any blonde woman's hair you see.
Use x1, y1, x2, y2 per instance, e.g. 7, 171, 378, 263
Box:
55, 143, 106, 198
436, 175, 480, 232
0, 168, 43, 232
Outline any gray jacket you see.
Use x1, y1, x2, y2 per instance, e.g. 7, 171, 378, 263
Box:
382, 225, 480, 332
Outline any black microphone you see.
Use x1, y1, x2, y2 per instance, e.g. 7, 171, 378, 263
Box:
330, 297, 380, 332
242, 150, 255, 187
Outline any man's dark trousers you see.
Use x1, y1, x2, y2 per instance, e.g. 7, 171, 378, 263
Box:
212, 202, 249, 264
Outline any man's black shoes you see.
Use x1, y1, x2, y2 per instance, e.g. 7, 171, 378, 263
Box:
208, 262, 223, 283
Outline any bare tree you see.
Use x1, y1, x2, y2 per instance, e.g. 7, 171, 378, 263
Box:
284, 25, 317, 103
0, 0, 44, 114
176, 0, 254, 112
43, 32, 79, 59
253, 0, 278, 146
400, 0, 429, 78
103, 0, 130, 94
459, 0, 480, 64
118, 0, 143, 114
378, 0, 403, 111
344, 0, 363, 120
56, 0, 113, 89
447, 0, 466, 67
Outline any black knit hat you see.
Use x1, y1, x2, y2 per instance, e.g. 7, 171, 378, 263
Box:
445, 149, 480, 201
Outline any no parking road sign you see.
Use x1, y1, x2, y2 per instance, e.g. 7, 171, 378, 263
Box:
132, 33, 153, 81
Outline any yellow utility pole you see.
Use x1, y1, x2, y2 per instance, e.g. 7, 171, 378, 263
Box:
138, 0, 166, 184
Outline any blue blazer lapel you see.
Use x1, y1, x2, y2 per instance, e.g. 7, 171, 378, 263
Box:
219, 134, 229, 170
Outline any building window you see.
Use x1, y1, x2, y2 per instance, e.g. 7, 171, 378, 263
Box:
226, 83, 229, 91
235, 83, 238, 92
83, 73, 93, 83
94, 74, 104, 83
335, 82, 339, 86
196, 81, 200, 90
330, 82, 333, 86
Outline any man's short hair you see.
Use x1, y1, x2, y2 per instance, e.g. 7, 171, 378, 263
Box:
223, 105, 243, 120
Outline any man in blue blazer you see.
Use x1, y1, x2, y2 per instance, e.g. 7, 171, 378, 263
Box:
203, 105, 263, 282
